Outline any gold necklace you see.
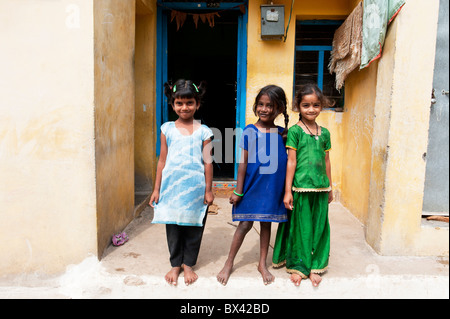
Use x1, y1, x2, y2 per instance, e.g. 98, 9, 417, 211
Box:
300, 119, 319, 140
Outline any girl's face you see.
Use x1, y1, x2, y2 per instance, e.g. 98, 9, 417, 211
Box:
299, 93, 322, 122
172, 97, 199, 121
256, 94, 278, 124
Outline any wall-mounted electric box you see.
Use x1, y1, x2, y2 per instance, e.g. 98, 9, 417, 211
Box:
261, 4, 285, 40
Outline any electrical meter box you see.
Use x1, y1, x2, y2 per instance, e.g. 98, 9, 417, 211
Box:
261, 4, 285, 40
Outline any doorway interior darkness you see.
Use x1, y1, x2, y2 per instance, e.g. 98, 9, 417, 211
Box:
167, 10, 239, 179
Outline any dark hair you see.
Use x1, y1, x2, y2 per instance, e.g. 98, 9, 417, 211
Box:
293, 83, 335, 119
164, 79, 206, 107
253, 84, 289, 140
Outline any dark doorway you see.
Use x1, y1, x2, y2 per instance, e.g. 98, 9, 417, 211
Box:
167, 10, 238, 179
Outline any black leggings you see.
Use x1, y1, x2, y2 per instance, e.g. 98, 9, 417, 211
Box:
165, 215, 207, 267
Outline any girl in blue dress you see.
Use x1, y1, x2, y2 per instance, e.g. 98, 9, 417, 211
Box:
217, 85, 289, 286
150, 79, 214, 286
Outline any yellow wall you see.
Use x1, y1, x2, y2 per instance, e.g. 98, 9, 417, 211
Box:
339, 62, 378, 223
0, 0, 97, 274
366, 0, 448, 255
246, 0, 448, 256
0, 0, 446, 277
135, 0, 158, 196
246, 0, 350, 124
246, 0, 352, 204
0, 0, 160, 276
94, 0, 137, 256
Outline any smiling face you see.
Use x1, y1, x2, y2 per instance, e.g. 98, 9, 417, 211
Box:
299, 93, 322, 123
255, 94, 278, 125
172, 97, 199, 121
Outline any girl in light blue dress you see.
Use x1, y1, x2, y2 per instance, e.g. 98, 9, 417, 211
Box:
150, 79, 214, 286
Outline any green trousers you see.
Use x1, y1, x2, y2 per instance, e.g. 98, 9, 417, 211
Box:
272, 192, 330, 278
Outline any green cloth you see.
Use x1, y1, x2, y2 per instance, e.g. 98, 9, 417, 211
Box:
272, 192, 330, 278
361, 0, 406, 69
285, 125, 331, 192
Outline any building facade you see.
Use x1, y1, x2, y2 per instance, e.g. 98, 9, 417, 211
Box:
0, 0, 448, 275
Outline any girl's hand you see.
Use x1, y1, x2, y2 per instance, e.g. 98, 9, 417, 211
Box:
204, 190, 214, 206
229, 193, 242, 205
328, 190, 334, 203
149, 191, 159, 208
283, 192, 294, 210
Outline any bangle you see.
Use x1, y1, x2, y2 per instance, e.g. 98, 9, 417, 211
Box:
233, 190, 244, 197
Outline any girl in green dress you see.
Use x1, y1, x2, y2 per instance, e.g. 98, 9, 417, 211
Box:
272, 83, 334, 287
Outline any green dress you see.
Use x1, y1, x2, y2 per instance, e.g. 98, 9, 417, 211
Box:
272, 124, 331, 278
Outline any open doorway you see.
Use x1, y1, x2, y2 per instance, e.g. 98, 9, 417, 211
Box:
166, 10, 239, 179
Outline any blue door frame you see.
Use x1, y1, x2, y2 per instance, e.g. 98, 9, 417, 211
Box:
155, 1, 248, 179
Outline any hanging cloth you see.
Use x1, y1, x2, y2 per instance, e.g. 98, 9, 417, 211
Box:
360, 0, 405, 69
329, 1, 363, 90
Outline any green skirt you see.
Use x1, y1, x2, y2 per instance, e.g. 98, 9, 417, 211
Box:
272, 192, 330, 278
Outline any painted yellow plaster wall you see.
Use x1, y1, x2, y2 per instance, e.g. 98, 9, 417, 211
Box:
246, 0, 352, 203
366, 0, 448, 256
1, 0, 445, 279
94, 0, 136, 256
339, 62, 378, 223
246, 0, 350, 121
246, 0, 448, 256
0, 0, 97, 274
135, 0, 157, 195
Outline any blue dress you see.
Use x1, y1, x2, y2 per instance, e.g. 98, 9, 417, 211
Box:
232, 124, 288, 223
152, 121, 214, 227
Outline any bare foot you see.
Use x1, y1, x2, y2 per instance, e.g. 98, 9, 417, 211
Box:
309, 273, 322, 287
258, 264, 275, 285
182, 264, 198, 286
217, 261, 233, 286
165, 267, 181, 286
290, 273, 302, 286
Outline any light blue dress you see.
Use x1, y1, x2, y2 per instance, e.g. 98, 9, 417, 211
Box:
152, 121, 214, 227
